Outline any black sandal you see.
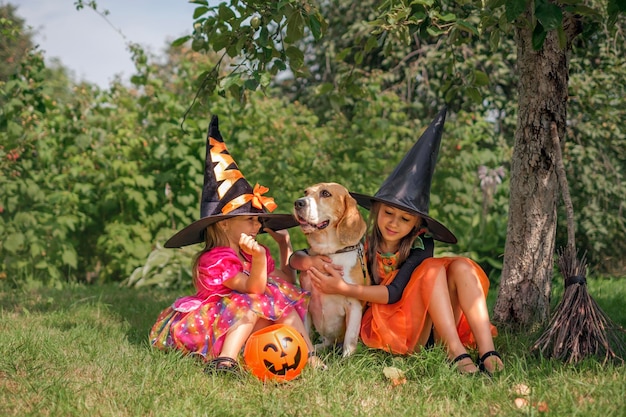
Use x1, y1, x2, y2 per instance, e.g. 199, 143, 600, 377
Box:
477, 351, 503, 377
451, 353, 478, 374
205, 356, 240, 375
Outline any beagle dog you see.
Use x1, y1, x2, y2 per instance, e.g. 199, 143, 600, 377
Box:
294, 182, 369, 357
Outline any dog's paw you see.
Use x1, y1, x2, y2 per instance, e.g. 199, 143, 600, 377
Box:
341, 342, 357, 357
341, 347, 355, 358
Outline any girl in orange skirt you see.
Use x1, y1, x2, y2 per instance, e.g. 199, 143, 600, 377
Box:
294, 108, 503, 375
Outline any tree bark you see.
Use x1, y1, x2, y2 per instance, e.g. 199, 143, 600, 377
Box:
493, 6, 575, 328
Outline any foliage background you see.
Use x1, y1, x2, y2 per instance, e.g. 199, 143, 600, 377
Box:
0, 2, 624, 290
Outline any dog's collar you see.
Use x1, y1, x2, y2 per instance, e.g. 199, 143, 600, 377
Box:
335, 243, 368, 285
334, 244, 362, 254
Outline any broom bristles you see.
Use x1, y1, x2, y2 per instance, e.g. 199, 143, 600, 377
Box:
532, 247, 626, 364
533, 124, 626, 364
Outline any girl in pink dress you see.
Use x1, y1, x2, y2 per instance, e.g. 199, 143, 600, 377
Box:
149, 115, 323, 371
150, 218, 317, 370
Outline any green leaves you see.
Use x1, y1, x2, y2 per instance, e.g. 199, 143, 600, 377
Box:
286, 9, 306, 42
454, 20, 479, 37
526, 0, 564, 50
474, 70, 490, 86
1, 22, 215, 285
608, 0, 626, 25
532, 21, 548, 50
3, 0, 625, 289
124, 243, 194, 289
183, 1, 327, 100
193, 6, 209, 19
61, 247, 77, 269
286, 46, 304, 71
535, 0, 562, 31
4, 233, 25, 253
504, 0, 526, 23
308, 13, 324, 40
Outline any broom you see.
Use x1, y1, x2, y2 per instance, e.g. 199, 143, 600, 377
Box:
531, 122, 626, 364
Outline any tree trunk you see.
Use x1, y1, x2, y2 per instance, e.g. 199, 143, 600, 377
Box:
493, 6, 574, 328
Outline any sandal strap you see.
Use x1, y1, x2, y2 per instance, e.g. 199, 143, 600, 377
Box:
205, 356, 240, 374
451, 353, 473, 365
477, 350, 502, 377
478, 350, 501, 363
211, 356, 237, 365
212, 356, 238, 367
450, 353, 479, 375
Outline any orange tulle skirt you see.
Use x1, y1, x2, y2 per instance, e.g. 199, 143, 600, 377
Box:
360, 257, 497, 355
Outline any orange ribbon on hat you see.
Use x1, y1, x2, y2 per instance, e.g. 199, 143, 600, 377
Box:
210, 137, 245, 198
221, 183, 278, 214
209, 136, 277, 214
251, 183, 277, 212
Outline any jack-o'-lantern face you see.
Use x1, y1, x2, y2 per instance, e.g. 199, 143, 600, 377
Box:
244, 324, 309, 381
262, 335, 303, 375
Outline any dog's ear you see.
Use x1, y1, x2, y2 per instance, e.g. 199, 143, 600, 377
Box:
337, 194, 367, 246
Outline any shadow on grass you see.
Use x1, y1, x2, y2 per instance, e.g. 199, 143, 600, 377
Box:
1, 276, 624, 352
0, 282, 189, 346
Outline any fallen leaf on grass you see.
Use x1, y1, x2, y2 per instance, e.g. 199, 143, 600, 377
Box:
536, 401, 549, 412
382, 366, 407, 387
514, 398, 529, 408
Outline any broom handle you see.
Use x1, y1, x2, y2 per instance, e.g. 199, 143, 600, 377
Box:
551, 122, 576, 254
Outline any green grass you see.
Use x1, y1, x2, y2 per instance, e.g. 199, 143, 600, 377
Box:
1, 278, 625, 417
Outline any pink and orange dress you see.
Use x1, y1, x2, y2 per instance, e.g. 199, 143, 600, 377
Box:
150, 246, 309, 360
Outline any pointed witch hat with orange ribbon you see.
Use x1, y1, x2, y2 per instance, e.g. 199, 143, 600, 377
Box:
165, 116, 298, 248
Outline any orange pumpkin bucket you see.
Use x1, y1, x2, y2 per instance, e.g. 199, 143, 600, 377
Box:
243, 323, 309, 381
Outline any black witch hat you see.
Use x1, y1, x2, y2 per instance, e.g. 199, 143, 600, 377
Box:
165, 116, 298, 248
350, 107, 457, 244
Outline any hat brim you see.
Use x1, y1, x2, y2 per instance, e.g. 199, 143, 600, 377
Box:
350, 192, 457, 244
164, 213, 299, 248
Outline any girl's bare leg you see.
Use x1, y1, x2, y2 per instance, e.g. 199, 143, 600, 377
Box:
427, 265, 478, 373
447, 259, 504, 373
218, 309, 259, 363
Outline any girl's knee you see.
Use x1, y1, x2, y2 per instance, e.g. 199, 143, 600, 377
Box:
448, 258, 475, 277
242, 309, 259, 323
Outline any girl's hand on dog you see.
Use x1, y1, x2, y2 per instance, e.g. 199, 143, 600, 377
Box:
264, 228, 291, 249
309, 264, 347, 295
308, 254, 343, 275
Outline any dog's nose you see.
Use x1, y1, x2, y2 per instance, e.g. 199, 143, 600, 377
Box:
294, 198, 307, 209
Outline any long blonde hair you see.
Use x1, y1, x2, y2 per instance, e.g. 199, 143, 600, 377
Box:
192, 221, 230, 281
366, 202, 423, 284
